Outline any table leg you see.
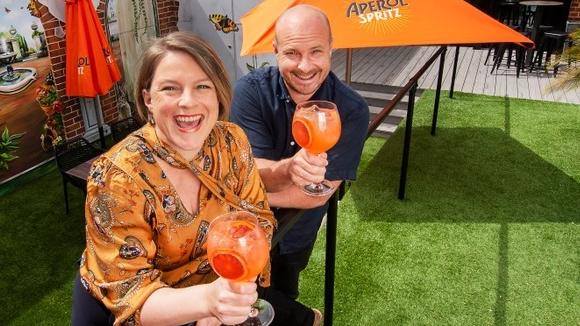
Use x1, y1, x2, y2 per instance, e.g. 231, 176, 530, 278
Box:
525, 6, 545, 67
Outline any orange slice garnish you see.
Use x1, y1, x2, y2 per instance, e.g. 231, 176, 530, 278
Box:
292, 120, 312, 149
211, 251, 247, 281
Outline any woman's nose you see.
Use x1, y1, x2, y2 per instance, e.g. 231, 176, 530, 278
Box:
178, 89, 197, 107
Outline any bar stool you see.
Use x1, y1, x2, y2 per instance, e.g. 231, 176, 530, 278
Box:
533, 30, 569, 73
495, 0, 521, 26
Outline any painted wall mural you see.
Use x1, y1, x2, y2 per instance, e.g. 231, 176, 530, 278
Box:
0, 0, 53, 184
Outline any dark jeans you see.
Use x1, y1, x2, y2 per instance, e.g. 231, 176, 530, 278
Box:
72, 242, 316, 326
271, 243, 315, 299
71, 272, 114, 326
72, 271, 313, 326
257, 243, 316, 326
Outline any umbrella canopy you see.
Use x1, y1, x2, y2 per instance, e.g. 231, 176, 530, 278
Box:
240, 0, 534, 56
65, 0, 121, 97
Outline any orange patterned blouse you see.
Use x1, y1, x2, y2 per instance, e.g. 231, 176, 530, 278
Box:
79, 122, 276, 326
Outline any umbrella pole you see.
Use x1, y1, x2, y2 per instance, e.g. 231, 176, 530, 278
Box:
449, 46, 460, 99
431, 46, 447, 136
344, 48, 353, 85
93, 96, 107, 149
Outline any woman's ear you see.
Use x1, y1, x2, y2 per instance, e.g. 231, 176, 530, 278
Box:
142, 89, 152, 109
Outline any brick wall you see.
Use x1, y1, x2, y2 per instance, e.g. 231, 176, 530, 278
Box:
36, 0, 179, 140
157, 0, 180, 35
571, 0, 580, 21
38, 3, 83, 139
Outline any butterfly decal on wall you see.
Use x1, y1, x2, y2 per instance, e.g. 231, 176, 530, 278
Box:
208, 14, 239, 34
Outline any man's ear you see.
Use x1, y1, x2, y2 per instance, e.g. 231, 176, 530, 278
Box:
273, 40, 279, 54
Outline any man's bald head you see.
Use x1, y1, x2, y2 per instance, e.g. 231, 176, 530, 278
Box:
274, 5, 332, 46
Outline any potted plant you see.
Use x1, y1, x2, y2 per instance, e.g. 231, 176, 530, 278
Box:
0, 127, 24, 170
549, 29, 580, 91
35, 73, 64, 151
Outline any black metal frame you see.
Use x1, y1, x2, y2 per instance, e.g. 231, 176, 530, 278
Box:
54, 138, 103, 214
110, 117, 141, 143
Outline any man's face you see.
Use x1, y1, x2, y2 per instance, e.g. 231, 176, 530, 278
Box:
274, 19, 332, 104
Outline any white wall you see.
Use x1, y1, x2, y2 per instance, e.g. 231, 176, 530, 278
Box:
177, 0, 276, 83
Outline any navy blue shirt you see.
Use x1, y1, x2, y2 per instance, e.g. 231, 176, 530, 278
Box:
230, 66, 369, 254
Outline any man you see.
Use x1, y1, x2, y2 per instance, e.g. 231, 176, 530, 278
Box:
230, 4, 369, 325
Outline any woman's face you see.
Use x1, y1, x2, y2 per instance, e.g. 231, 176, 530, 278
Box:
143, 51, 219, 161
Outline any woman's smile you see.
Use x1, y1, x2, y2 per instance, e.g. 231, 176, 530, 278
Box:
175, 114, 204, 131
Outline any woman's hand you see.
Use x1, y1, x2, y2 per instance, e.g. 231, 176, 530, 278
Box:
196, 316, 222, 326
206, 277, 257, 325
288, 149, 328, 187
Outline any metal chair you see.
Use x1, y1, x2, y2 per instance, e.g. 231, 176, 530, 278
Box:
54, 138, 103, 214
110, 117, 141, 143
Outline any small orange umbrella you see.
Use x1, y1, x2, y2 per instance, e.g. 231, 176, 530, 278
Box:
241, 0, 534, 55
65, 0, 121, 97
65, 0, 121, 147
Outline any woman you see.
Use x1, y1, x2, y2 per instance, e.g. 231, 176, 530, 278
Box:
72, 32, 276, 326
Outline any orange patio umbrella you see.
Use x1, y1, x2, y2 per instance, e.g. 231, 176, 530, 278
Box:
65, 0, 121, 147
65, 0, 121, 97
240, 0, 534, 56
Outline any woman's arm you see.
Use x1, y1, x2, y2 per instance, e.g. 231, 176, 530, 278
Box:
83, 158, 256, 325
140, 278, 257, 326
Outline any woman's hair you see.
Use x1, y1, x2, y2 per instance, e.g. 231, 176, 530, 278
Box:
134, 32, 231, 121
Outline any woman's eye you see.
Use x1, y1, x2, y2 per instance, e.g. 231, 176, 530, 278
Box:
197, 84, 211, 90
161, 86, 177, 92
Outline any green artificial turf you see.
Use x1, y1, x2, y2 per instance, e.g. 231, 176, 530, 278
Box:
0, 163, 85, 325
0, 91, 578, 325
299, 91, 579, 325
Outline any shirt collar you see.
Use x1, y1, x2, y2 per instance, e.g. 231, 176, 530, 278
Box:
137, 123, 206, 170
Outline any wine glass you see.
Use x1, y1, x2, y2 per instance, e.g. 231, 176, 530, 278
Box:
292, 100, 342, 196
206, 211, 274, 326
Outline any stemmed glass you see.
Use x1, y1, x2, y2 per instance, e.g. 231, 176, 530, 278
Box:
206, 211, 274, 326
292, 100, 342, 196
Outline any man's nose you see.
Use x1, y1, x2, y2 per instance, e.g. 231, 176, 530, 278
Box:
297, 56, 313, 71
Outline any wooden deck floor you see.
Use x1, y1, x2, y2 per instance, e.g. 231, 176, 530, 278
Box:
331, 46, 580, 104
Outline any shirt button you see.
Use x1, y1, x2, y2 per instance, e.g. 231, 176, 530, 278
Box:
290, 141, 295, 146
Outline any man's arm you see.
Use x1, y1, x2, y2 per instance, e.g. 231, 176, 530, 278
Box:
255, 152, 340, 209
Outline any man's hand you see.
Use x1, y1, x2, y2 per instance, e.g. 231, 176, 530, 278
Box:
287, 149, 328, 188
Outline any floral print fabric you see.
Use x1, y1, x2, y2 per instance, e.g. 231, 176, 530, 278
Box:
79, 122, 275, 325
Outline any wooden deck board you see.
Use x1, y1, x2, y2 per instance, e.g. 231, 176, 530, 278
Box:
351, 48, 382, 82
451, 46, 471, 92
332, 46, 577, 104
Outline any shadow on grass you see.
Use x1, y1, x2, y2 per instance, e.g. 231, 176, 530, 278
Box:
0, 166, 85, 324
348, 125, 579, 325
351, 127, 580, 224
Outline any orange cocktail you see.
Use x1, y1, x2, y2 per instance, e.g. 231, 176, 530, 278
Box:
292, 102, 341, 154
207, 213, 269, 282
206, 211, 274, 325
292, 100, 341, 196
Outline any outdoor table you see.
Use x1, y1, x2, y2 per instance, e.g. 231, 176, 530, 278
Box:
64, 156, 99, 184
519, 1, 564, 66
